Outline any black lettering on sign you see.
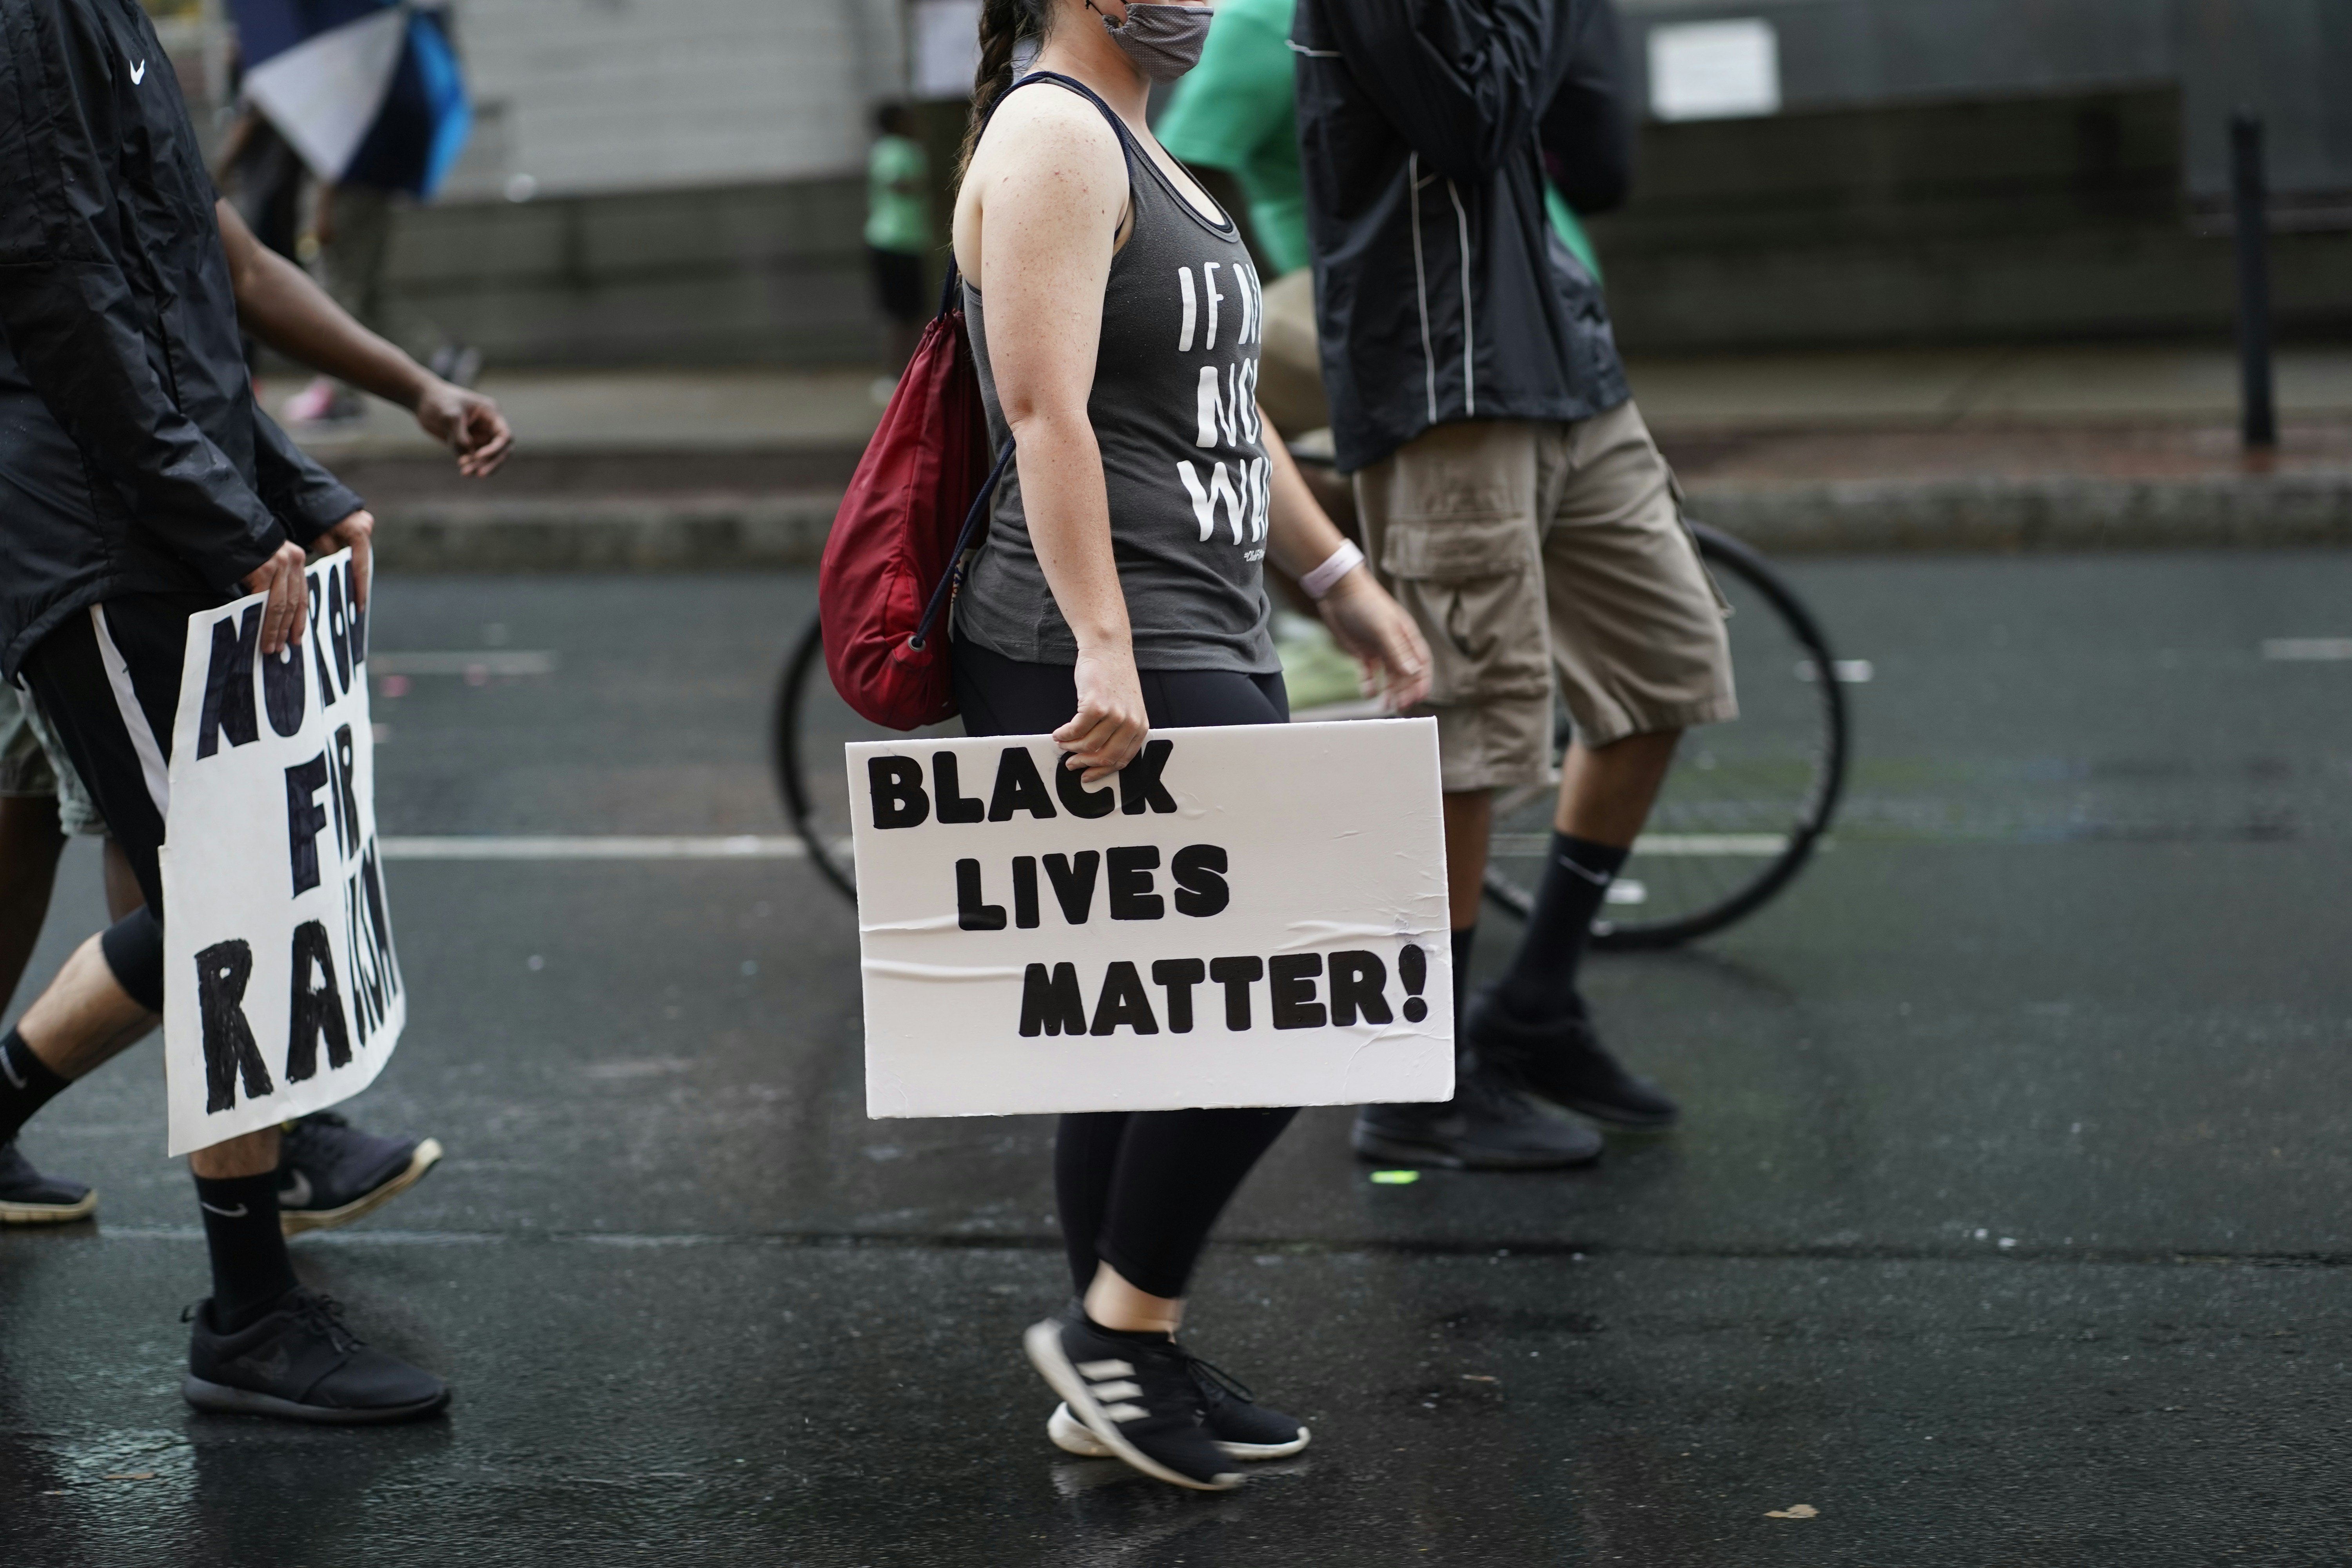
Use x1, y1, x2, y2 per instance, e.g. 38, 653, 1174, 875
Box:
1054, 758, 1116, 819
1397, 943, 1428, 1022
1327, 950, 1393, 1026
285, 754, 330, 895
1020, 962, 1088, 1036
261, 640, 305, 737
331, 723, 359, 858
1150, 957, 1205, 1033
956, 858, 1007, 930
1090, 960, 1159, 1035
1118, 738, 1179, 815
1042, 851, 1099, 924
359, 843, 400, 1000
306, 572, 338, 703
987, 748, 1057, 821
196, 604, 261, 758
868, 757, 929, 828
327, 563, 353, 697
1268, 953, 1325, 1030
194, 939, 273, 1112
1207, 955, 1262, 1030
933, 751, 985, 823
345, 868, 381, 1043
1012, 856, 1040, 929
1106, 845, 1163, 920
1170, 844, 1229, 916
283, 920, 353, 1082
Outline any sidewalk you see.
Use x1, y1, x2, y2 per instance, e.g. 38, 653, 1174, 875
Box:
272, 342, 2352, 568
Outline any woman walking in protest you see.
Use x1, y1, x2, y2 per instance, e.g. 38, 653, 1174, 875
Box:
949, 0, 1431, 1490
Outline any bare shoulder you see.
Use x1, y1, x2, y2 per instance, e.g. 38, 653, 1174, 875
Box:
970, 80, 1125, 203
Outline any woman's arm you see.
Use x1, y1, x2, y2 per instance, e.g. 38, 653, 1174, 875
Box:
963, 91, 1147, 783
1261, 412, 1433, 710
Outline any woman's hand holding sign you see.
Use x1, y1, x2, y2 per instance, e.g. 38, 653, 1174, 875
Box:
1058, 643, 1151, 786
240, 541, 312, 655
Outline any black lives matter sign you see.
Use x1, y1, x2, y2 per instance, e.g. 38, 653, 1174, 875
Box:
848, 720, 1454, 1118
160, 551, 404, 1154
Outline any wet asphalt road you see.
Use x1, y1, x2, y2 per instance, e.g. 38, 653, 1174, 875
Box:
3, 555, 2349, 1566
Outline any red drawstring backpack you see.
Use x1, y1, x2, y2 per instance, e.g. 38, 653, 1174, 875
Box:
818, 263, 1015, 731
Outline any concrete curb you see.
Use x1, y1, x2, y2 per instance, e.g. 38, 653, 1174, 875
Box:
369, 472, 2352, 570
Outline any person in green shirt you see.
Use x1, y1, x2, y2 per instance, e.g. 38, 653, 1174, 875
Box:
1155, 0, 1613, 436
866, 104, 934, 390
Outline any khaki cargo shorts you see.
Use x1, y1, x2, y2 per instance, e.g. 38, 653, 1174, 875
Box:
0, 680, 106, 835
1353, 402, 1738, 792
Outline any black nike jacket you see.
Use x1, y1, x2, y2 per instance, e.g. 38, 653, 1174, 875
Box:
1292, 0, 1631, 473
0, 0, 361, 679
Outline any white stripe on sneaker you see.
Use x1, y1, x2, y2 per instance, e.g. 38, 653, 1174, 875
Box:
1075, 1359, 1133, 1379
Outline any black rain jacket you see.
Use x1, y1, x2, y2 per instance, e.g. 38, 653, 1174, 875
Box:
0, 0, 361, 679
1293, 0, 1632, 473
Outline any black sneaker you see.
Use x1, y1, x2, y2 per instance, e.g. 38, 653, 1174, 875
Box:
0, 1139, 96, 1225
1466, 990, 1681, 1130
277, 1112, 443, 1236
183, 1287, 449, 1424
1352, 1056, 1604, 1169
1049, 1348, 1308, 1460
1024, 1315, 1244, 1491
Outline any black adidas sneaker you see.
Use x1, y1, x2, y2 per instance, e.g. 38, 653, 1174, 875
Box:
277, 1112, 443, 1236
0, 1139, 95, 1224
1024, 1315, 1244, 1491
184, 1287, 449, 1424
1049, 1347, 1308, 1460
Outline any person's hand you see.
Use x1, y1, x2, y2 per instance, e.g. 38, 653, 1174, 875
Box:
1317, 568, 1432, 711
1055, 644, 1149, 785
307, 509, 374, 614
413, 380, 513, 477
240, 541, 311, 654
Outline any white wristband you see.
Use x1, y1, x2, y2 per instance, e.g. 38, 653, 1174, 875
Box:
1301, 539, 1365, 601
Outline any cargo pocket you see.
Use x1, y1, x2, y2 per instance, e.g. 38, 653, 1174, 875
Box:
1665, 470, 1734, 619
1377, 514, 1550, 703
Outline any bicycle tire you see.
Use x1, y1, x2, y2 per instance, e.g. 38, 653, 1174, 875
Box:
774, 617, 860, 900
1480, 521, 1849, 949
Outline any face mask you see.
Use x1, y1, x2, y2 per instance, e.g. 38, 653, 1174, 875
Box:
1093, 1, 1212, 82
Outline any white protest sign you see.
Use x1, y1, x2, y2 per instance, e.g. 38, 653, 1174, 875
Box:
850, 719, 1454, 1118
160, 550, 405, 1155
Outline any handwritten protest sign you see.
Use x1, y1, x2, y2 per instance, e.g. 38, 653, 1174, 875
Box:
160, 550, 404, 1155
850, 719, 1453, 1118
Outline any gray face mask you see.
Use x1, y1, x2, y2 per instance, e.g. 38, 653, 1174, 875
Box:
1093, 1, 1212, 82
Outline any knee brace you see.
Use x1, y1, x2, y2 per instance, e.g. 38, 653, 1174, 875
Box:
99, 906, 165, 1014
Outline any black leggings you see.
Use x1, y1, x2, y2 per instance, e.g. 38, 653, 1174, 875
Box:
953, 638, 1299, 1300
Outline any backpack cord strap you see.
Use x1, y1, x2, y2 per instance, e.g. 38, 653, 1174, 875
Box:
910, 436, 1017, 651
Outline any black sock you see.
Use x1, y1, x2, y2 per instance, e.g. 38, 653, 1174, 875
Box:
1496, 833, 1628, 1021
194, 1171, 299, 1332
0, 1027, 69, 1145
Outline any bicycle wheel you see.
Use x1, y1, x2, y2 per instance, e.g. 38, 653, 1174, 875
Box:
773, 617, 962, 902
1481, 522, 1849, 949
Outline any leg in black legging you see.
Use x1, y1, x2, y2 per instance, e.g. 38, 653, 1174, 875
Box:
1081, 1105, 1299, 1299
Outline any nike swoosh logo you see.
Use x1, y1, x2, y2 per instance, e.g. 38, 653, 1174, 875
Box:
1554, 855, 1613, 887
279, 1169, 314, 1209
198, 1201, 249, 1218
130, 58, 147, 84
0, 1050, 25, 1091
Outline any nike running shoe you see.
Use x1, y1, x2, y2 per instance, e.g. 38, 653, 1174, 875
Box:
1466, 989, 1682, 1130
277, 1112, 443, 1236
184, 1287, 449, 1424
1024, 1315, 1244, 1491
1352, 1057, 1604, 1169
1049, 1347, 1307, 1460
0, 1139, 95, 1224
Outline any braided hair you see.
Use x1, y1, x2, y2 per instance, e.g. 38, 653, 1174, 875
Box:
956, 0, 1052, 181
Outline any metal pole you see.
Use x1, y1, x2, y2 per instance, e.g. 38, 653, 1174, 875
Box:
2230, 110, 2277, 451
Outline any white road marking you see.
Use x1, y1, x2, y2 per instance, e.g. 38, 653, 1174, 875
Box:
2261, 638, 2352, 661
370, 650, 559, 676
383, 835, 805, 861
1796, 659, 1874, 683
1492, 833, 1791, 858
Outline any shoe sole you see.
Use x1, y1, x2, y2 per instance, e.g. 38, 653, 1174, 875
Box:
281, 1138, 443, 1237
1351, 1127, 1602, 1171
1022, 1321, 1241, 1492
1047, 1402, 1308, 1461
0, 1190, 98, 1225
182, 1375, 450, 1425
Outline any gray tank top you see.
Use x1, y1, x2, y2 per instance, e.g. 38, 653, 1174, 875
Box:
955, 73, 1278, 675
